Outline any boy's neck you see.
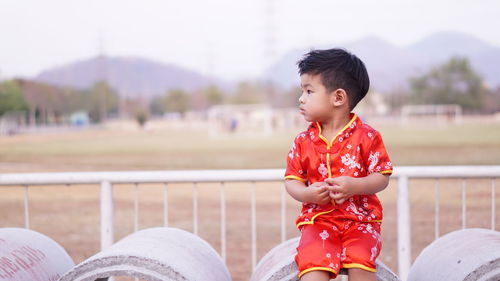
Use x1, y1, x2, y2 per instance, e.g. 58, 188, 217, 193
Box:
320, 112, 352, 139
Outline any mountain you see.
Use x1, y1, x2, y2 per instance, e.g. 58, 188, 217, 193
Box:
35, 56, 216, 98
470, 49, 500, 87
263, 31, 500, 92
407, 31, 495, 62
33, 32, 500, 97
263, 37, 422, 92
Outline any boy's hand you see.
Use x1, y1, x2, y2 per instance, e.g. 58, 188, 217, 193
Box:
326, 176, 359, 204
304, 182, 331, 205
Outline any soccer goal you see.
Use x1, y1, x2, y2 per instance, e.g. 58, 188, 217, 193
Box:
401, 104, 462, 125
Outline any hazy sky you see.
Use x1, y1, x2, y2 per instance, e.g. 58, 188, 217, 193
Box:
1, 0, 498, 81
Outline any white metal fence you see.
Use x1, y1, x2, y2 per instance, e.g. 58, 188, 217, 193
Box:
1, 166, 499, 281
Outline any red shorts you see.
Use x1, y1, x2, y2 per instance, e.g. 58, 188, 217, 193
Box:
295, 217, 381, 278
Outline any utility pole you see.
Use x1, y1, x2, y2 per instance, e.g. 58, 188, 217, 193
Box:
98, 33, 108, 123
264, 0, 278, 108
264, 0, 277, 68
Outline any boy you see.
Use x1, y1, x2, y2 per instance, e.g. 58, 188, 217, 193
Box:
285, 48, 392, 281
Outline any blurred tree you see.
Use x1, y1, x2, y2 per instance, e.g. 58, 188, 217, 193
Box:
12, 79, 123, 125
17, 79, 66, 125
484, 86, 500, 113
263, 82, 279, 107
65, 88, 88, 114
165, 89, 191, 116
0, 80, 29, 116
131, 102, 150, 128
190, 85, 225, 112
281, 86, 302, 108
386, 86, 411, 111
87, 81, 119, 122
41, 84, 67, 123
205, 84, 224, 106
135, 110, 148, 128
190, 90, 208, 112
409, 57, 489, 112
149, 95, 166, 116
231, 82, 265, 104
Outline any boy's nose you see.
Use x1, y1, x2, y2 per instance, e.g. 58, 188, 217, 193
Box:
298, 93, 305, 104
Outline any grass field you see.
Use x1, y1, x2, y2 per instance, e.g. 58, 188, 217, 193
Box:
0, 119, 499, 280
1, 119, 500, 172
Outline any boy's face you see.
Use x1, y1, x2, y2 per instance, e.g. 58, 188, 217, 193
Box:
299, 73, 335, 122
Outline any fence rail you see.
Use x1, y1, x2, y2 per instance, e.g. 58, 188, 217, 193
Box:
1, 166, 499, 281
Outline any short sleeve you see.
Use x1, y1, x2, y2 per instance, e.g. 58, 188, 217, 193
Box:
363, 131, 393, 176
284, 135, 307, 182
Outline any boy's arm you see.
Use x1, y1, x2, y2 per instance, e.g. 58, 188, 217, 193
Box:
285, 179, 332, 205
326, 173, 390, 204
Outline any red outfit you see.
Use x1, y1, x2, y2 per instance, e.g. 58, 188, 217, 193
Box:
284, 113, 392, 278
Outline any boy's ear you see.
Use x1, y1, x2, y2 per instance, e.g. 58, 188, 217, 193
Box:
330, 89, 348, 107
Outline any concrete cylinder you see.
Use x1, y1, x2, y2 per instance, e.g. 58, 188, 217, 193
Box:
59, 227, 231, 281
0, 228, 75, 281
250, 237, 400, 281
407, 228, 500, 281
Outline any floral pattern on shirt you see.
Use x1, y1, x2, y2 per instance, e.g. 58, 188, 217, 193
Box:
284, 113, 393, 226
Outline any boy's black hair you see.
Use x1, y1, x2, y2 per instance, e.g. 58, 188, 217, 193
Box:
297, 48, 370, 110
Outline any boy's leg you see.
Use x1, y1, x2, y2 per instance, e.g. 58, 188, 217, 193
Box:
296, 220, 342, 280
300, 270, 330, 281
341, 222, 381, 273
347, 268, 377, 281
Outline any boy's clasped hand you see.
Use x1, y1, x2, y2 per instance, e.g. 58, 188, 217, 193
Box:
307, 176, 358, 205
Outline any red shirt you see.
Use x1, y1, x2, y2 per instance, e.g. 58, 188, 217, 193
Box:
285, 113, 393, 227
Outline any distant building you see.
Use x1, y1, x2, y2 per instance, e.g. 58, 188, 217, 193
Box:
208, 104, 311, 138
0, 111, 26, 135
208, 104, 273, 138
356, 91, 390, 117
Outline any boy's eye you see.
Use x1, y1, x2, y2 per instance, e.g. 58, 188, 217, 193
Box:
307, 90, 312, 94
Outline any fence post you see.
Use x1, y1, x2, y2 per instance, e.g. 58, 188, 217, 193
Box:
397, 175, 411, 281
23, 185, 30, 229
101, 181, 114, 250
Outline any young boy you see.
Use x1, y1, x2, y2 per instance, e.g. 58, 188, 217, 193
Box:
285, 48, 392, 281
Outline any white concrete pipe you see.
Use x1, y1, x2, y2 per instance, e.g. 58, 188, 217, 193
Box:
407, 228, 500, 281
0, 228, 75, 281
250, 237, 400, 281
59, 227, 231, 281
